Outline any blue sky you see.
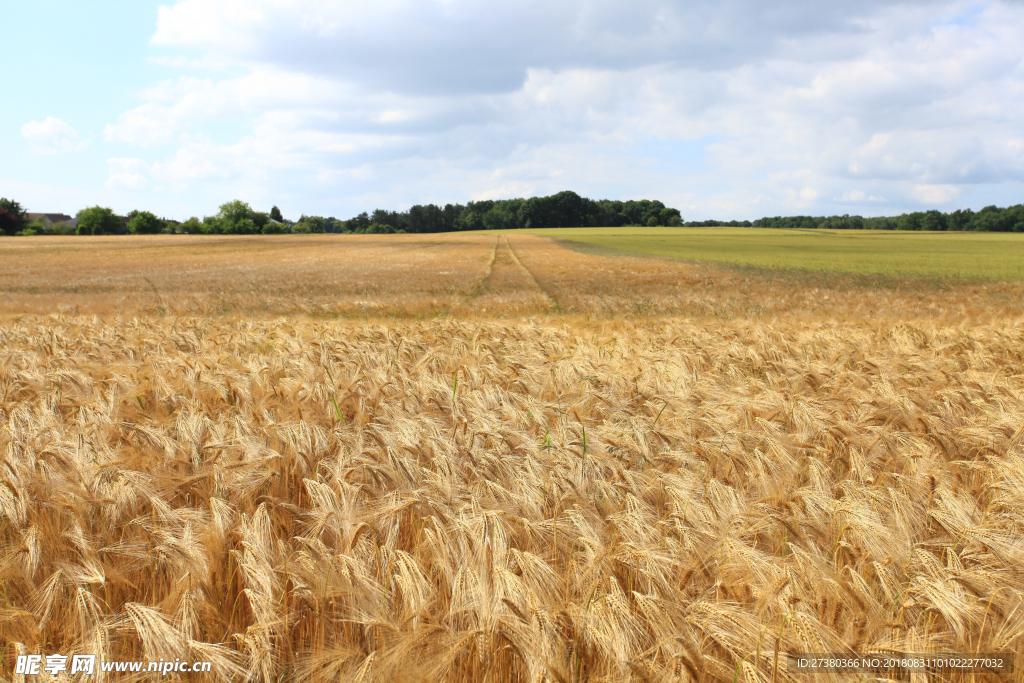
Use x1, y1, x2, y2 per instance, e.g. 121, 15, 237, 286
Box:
2, 0, 1022, 221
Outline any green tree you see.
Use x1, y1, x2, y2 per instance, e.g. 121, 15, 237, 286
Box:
454, 210, 484, 231
408, 204, 449, 233
270, 206, 284, 222
863, 216, 896, 230
252, 212, 270, 231
516, 191, 593, 228
482, 204, 518, 230
1009, 204, 1024, 232
76, 206, 123, 235
294, 215, 325, 233
217, 200, 257, 234
973, 205, 1014, 232
0, 198, 28, 236
179, 217, 202, 234
947, 209, 974, 231
50, 221, 77, 235
201, 216, 222, 234
641, 200, 667, 226
897, 212, 924, 231
920, 210, 946, 232
660, 208, 682, 226
128, 211, 165, 235
24, 216, 50, 235
345, 212, 370, 233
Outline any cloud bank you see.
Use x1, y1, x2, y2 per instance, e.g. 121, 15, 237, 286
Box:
100, 0, 1024, 218
22, 117, 87, 154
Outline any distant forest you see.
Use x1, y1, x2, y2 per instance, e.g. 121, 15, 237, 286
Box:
698, 204, 1024, 232
312, 196, 1024, 234
311, 191, 683, 234
3, 191, 1023, 236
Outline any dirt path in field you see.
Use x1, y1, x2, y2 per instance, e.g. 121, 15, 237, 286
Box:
453, 235, 558, 315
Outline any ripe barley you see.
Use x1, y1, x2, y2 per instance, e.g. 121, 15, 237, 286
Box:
2, 301, 1024, 681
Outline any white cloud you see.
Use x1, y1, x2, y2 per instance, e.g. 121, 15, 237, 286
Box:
105, 158, 150, 190
912, 184, 963, 204
837, 190, 885, 201
103, 69, 348, 146
146, 54, 231, 70
21, 117, 87, 153
152, 142, 233, 181
95, 0, 1024, 218
105, 104, 178, 145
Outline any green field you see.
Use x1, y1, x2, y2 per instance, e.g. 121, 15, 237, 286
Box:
499, 226, 1024, 280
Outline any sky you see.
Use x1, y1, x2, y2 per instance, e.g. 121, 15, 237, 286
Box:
2, 0, 1023, 222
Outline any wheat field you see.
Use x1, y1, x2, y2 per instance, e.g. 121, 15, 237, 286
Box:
513, 227, 1024, 281
2, 233, 1023, 682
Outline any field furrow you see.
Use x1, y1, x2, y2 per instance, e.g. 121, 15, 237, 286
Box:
454, 236, 554, 316
2, 233, 1023, 322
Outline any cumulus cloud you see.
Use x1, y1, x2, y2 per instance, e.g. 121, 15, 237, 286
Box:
837, 190, 885, 202
21, 117, 87, 153
912, 183, 963, 204
105, 158, 150, 190
98, 0, 1024, 217
150, 0, 937, 95
105, 104, 179, 145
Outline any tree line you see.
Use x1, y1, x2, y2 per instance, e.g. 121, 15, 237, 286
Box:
0, 192, 683, 236
185, 192, 685, 235
0, 201, 179, 236
750, 205, 1024, 232
3, 194, 1023, 236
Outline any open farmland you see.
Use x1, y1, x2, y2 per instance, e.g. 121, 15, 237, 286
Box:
0, 234, 495, 317
2, 233, 1023, 320
2, 233, 1024, 682
513, 226, 1024, 281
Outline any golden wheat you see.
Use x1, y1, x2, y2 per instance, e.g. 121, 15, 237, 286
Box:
4, 233, 1024, 324
0, 234, 495, 317
2, 307, 1023, 681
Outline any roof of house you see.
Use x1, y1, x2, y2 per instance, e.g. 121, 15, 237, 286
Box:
27, 213, 73, 223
